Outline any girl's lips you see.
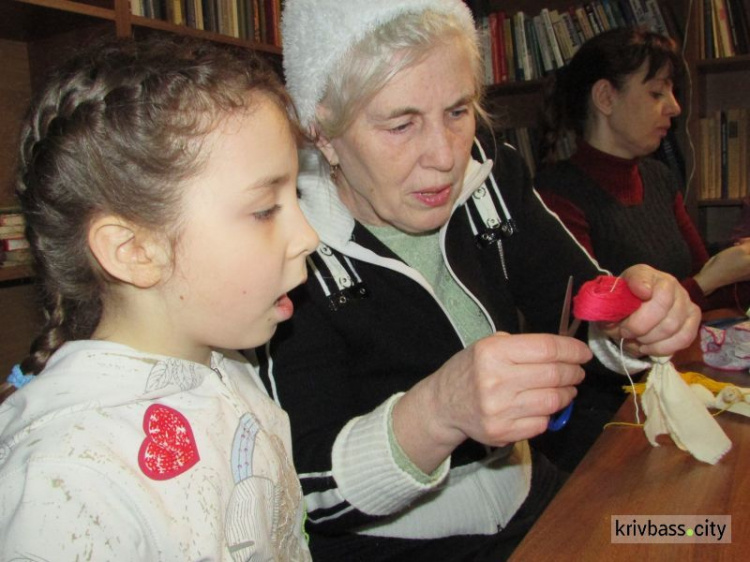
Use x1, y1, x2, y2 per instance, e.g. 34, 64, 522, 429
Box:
413, 185, 452, 208
275, 294, 294, 321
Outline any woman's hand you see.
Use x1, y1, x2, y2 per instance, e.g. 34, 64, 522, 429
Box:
600, 264, 701, 357
694, 239, 750, 295
392, 332, 592, 474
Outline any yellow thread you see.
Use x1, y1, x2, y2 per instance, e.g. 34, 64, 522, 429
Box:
623, 370, 737, 395
604, 421, 644, 429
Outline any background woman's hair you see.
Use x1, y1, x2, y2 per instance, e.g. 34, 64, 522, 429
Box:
538, 27, 683, 165
313, 9, 491, 140
12, 34, 300, 383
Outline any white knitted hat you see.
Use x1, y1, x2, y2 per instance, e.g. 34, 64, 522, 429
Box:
282, 0, 476, 129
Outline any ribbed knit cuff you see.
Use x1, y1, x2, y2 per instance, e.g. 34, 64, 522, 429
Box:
589, 323, 651, 374
331, 393, 450, 516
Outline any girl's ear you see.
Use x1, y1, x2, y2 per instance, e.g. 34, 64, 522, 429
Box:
590, 78, 617, 116
88, 215, 169, 288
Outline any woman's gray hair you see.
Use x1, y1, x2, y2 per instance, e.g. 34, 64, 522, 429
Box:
313, 10, 489, 140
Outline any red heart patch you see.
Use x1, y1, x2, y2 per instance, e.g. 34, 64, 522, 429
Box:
138, 404, 200, 480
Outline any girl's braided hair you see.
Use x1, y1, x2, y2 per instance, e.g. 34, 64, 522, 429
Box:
7, 35, 301, 394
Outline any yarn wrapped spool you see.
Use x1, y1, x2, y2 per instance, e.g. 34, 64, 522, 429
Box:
573, 275, 641, 322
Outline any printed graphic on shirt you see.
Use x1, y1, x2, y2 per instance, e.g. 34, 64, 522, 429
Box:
145, 358, 203, 392
224, 413, 307, 561
138, 404, 200, 480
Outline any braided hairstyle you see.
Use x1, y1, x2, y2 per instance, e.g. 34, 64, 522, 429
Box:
538, 27, 682, 166
4, 35, 301, 398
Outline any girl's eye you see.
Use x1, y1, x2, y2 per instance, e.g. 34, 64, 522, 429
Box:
253, 205, 281, 222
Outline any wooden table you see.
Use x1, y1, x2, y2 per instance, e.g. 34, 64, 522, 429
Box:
510, 352, 750, 560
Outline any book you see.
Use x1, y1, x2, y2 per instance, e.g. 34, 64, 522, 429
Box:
627, 0, 651, 28
541, 8, 565, 69
0, 225, 24, 237
703, 0, 716, 58
525, 16, 544, 79
550, 9, 575, 63
720, 109, 729, 198
644, 0, 670, 37
560, 11, 583, 56
478, 16, 494, 84
725, 108, 743, 198
574, 7, 596, 40
657, 0, 685, 42
594, 1, 613, 30
513, 11, 532, 81
726, 0, 750, 54
489, 13, 502, 83
503, 14, 517, 82
533, 15, 556, 74
585, 3, 604, 35
604, 0, 627, 28
713, 0, 736, 57
0, 237, 30, 252
0, 248, 32, 266
0, 211, 23, 227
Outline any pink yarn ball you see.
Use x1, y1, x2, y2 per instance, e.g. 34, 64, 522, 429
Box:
573, 275, 641, 322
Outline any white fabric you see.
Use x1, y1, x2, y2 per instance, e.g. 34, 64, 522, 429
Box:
282, 0, 476, 128
0, 341, 310, 561
641, 358, 732, 465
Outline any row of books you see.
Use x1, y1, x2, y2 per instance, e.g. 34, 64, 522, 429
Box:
699, 108, 750, 201
475, 1, 681, 85
702, 0, 750, 58
0, 208, 31, 268
130, 0, 282, 47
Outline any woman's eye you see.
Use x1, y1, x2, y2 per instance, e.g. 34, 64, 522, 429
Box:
253, 205, 281, 221
389, 122, 412, 134
450, 107, 470, 119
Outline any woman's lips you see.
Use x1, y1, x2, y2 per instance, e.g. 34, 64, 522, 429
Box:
413, 185, 452, 208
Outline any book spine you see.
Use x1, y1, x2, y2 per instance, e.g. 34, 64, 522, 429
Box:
594, 1, 612, 30
713, 0, 736, 56
513, 12, 531, 81
645, 0, 670, 36
541, 8, 565, 68
585, 3, 603, 35
561, 12, 583, 54
720, 109, 729, 198
478, 16, 494, 85
704, 0, 716, 58
504, 15, 517, 82
533, 15, 556, 74
0, 237, 30, 252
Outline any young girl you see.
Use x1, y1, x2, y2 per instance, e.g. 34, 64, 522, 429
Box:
0, 36, 317, 561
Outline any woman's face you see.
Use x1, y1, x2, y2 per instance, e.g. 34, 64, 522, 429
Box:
598, 62, 681, 159
322, 40, 477, 233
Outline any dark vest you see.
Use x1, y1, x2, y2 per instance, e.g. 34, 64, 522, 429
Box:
537, 159, 692, 280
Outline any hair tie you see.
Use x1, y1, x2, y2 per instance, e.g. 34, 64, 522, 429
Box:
7, 364, 33, 389
573, 275, 641, 322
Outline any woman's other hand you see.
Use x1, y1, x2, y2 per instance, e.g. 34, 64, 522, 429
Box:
694, 239, 750, 295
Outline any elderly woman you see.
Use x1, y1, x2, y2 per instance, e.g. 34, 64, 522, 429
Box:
252, 1, 700, 560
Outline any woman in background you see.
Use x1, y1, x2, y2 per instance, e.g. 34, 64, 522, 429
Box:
536, 27, 750, 313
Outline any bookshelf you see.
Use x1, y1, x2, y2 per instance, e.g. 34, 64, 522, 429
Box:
471, 0, 750, 250
0, 0, 282, 376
